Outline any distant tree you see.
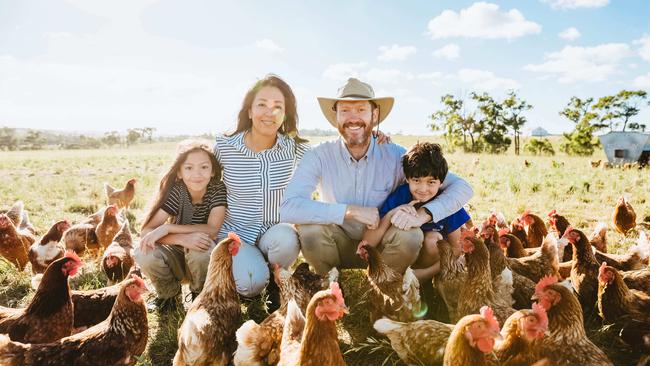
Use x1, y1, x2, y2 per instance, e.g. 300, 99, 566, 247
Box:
126, 129, 142, 146
524, 138, 555, 156
141, 127, 156, 143
501, 91, 532, 155
102, 131, 121, 147
0, 127, 18, 151
24, 130, 46, 150
472, 92, 511, 154
430, 94, 464, 151
593, 90, 647, 132
559, 96, 600, 156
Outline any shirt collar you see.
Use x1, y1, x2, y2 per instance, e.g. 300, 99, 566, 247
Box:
337, 135, 377, 163
228, 130, 289, 154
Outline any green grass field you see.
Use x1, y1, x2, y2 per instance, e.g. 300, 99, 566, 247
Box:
1, 136, 648, 365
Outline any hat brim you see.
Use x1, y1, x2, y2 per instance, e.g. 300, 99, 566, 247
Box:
317, 96, 394, 128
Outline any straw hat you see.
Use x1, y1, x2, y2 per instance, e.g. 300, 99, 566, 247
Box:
317, 78, 394, 127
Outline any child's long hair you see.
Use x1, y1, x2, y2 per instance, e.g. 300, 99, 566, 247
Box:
141, 140, 221, 229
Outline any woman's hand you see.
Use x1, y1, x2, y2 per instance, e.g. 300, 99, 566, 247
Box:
373, 130, 391, 144
178, 232, 213, 252
139, 226, 167, 255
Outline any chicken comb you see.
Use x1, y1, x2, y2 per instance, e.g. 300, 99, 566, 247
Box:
521, 209, 531, 218
479, 306, 500, 331
547, 209, 557, 218
535, 275, 558, 295
227, 232, 241, 244
598, 261, 608, 277
531, 302, 549, 331
498, 228, 510, 237
563, 226, 574, 238
130, 273, 146, 289
488, 212, 498, 224
460, 229, 475, 242
64, 249, 81, 263
330, 282, 345, 307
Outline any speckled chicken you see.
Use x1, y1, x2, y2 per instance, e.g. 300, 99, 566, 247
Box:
173, 233, 241, 366
531, 275, 613, 365
0, 251, 82, 343
28, 220, 70, 274
0, 274, 149, 366
357, 241, 423, 323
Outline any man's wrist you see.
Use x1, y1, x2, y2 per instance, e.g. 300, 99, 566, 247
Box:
420, 207, 433, 223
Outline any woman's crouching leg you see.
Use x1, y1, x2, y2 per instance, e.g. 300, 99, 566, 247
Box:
258, 223, 300, 269
231, 241, 270, 298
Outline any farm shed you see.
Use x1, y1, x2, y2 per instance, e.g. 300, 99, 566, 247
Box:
599, 131, 650, 165
530, 127, 549, 137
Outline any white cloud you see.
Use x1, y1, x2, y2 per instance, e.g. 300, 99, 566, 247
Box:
255, 39, 284, 53
433, 44, 460, 60
634, 72, 650, 88
524, 43, 632, 83
378, 44, 417, 61
417, 72, 445, 85
634, 35, 650, 61
322, 62, 367, 81
559, 27, 581, 41
542, 0, 609, 10
457, 68, 520, 90
364, 68, 414, 84
427, 2, 541, 40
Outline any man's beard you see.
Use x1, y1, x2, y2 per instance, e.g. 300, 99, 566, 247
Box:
338, 121, 373, 147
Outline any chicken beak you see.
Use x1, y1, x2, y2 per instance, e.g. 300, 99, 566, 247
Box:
531, 294, 539, 301
341, 305, 350, 315
492, 329, 504, 341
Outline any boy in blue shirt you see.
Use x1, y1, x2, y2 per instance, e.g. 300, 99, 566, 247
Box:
360, 142, 470, 283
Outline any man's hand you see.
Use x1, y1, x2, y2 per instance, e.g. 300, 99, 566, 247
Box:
345, 205, 380, 230
391, 207, 432, 230
179, 232, 213, 252
395, 200, 419, 216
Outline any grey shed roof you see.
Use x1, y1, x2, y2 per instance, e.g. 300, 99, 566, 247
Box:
599, 132, 650, 164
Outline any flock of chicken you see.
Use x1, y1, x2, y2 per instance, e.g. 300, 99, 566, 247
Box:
0, 177, 648, 366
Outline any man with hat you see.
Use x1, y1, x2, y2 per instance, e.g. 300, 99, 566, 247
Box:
280, 78, 473, 275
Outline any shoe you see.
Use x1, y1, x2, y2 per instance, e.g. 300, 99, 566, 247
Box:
148, 295, 181, 314
185, 291, 200, 303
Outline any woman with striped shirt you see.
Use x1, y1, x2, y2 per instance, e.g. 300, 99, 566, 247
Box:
214, 74, 309, 298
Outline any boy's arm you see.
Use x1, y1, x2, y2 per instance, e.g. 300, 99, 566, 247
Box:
361, 210, 396, 247
280, 149, 347, 225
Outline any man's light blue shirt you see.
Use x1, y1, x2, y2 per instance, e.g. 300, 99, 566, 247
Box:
280, 136, 474, 240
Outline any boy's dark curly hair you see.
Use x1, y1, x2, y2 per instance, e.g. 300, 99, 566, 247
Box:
402, 142, 448, 181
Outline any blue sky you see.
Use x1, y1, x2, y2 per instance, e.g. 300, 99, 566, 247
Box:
1, 0, 649, 136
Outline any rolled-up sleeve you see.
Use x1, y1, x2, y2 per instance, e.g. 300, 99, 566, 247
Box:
280, 149, 347, 225
422, 172, 473, 223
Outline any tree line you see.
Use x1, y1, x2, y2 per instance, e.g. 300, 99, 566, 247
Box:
430, 89, 648, 156
0, 127, 158, 151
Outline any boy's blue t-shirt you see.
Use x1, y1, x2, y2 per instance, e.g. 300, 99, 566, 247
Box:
379, 183, 470, 235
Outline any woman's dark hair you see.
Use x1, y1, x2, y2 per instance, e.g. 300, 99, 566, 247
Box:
402, 142, 448, 181
142, 140, 221, 229
228, 74, 307, 143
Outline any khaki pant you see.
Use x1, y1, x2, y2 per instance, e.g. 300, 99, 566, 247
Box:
297, 224, 423, 275
134, 223, 300, 299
